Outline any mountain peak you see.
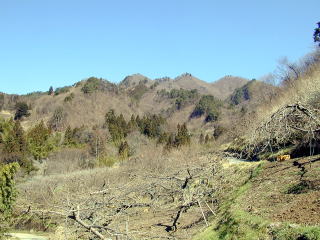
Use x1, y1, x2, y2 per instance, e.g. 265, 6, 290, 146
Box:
120, 74, 151, 88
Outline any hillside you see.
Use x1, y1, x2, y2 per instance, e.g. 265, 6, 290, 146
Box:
229, 79, 278, 106
1, 57, 320, 240
0, 73, 249, 133
212, 75, 249, 100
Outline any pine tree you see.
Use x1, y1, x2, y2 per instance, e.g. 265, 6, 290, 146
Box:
314, 22, 320, 46
64, 125, 75, 146
3, 120, 26, 154
175, 123, 190, 147
127, 114, 138, 132
1, 120, 29, 168
27, 120, 54, 160
48, 86, 54, 95
0, 162, 19, 232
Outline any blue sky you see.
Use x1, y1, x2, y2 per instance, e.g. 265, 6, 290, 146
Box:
0, 0, 319, 94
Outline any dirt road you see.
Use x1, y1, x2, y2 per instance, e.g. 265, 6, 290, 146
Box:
6, 233, 48, 240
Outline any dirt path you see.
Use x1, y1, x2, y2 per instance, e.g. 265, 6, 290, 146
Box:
6, 233, 48, 240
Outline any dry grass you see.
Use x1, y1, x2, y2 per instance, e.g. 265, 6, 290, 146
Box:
14, 140, 222, 239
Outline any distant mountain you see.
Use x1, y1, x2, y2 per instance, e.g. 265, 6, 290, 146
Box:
152, 73, 248, 99
0, 73, 251, 131
211, 76, 249, 99
229, 79, 278, 106
119, 74, 153, 88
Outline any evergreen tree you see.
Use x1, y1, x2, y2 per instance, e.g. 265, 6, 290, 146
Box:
27, 120, 54, 160
175, 123, 190, 147
127, 114, 138, 132
1, 120, 30, 168
314, 22, 320, 46
105, 109, 127, 144
48, 86, 54, 95
0, 162, 19, 234
63, 125, 76, 146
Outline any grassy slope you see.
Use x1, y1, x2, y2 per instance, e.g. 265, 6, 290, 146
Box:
193, 157, 320, 240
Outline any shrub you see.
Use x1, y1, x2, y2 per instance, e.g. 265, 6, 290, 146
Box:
118, 141, 130, 159
150, 82, 159, 90
64, 93, 75, 103
213, 125, 225, 139
48, 107, 67, 131
14, 102, 30, 120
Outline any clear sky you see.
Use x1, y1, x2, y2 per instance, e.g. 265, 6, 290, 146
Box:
0, 0, 319, 94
